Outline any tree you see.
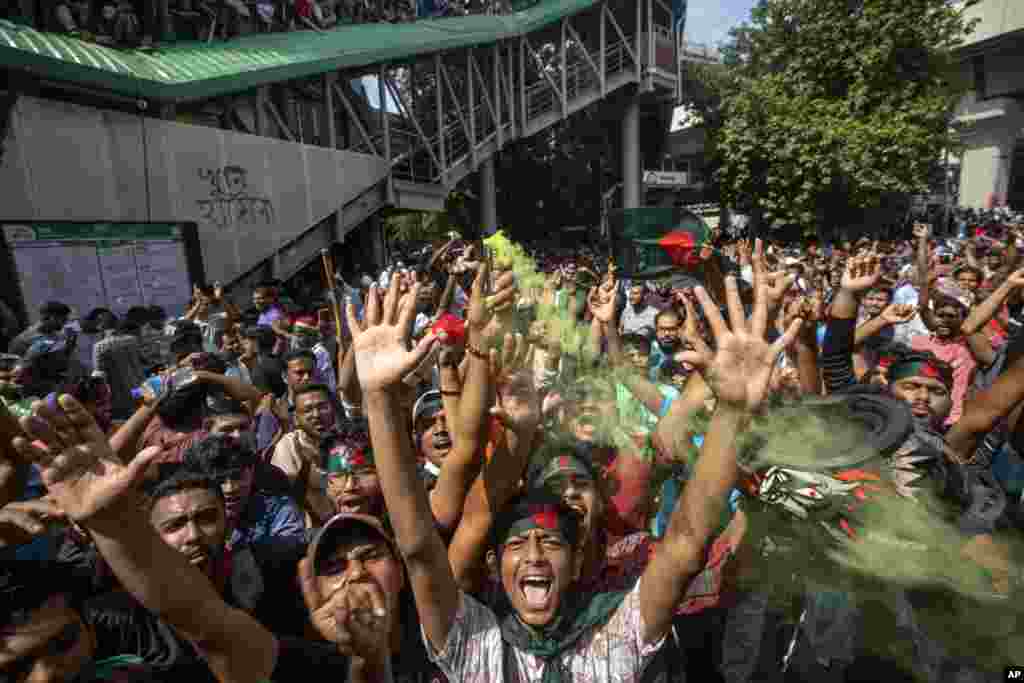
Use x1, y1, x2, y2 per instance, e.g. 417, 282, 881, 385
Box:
712, 0, 977, 235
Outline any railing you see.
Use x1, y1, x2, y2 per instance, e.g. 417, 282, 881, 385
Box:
352, 26, 647, 188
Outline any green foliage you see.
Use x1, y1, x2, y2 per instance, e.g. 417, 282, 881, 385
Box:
712, 0, 977, 233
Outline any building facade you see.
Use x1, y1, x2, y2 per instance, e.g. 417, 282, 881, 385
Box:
953, 0, 1024, 210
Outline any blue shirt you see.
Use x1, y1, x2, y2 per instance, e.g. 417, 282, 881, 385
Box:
230, 493, 306, 551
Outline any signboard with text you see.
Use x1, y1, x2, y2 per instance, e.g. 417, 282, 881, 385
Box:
643, 170, 693, 188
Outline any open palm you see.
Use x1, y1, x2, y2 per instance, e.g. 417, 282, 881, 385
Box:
347, 275, 439, 394
13, 396, 160, 524
680, 278, 801, 412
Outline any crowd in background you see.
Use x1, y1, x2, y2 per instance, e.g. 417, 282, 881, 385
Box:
0, 0, 512, 48
2, 215, 1024, 683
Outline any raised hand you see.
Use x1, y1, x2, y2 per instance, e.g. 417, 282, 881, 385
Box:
880, 303, 916, 325
487, 333, 540, 438
679, 278, 802, 412
464, 258, 516, 346
0, 498, 67, 548
298, 557, 390, 663
587, 277, 619, 324
12, 395, 162, 524
840, 254, 883, 293
346, 275, 440, 395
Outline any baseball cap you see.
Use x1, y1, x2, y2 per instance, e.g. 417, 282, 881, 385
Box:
412, 390, 443, 426
307, 513, 399, 573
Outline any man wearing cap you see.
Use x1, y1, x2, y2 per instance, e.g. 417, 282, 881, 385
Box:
300, 512, 449, 683
412, 390, 453, 489
345, 270, 798, 682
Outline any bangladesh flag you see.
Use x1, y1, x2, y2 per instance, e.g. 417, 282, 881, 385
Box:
608, 208, 709, 279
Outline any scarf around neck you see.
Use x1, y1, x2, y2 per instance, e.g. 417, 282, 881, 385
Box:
498, 584, 631, 683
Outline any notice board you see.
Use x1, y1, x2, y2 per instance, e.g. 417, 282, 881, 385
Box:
1, 223, 204, 324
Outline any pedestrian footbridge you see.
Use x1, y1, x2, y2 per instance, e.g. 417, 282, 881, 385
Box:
0, 0, 720, 289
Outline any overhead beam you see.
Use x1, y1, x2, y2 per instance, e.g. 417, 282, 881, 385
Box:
439, 57, 475, 167
384, 75, 443, 175
332, 80, 378, 156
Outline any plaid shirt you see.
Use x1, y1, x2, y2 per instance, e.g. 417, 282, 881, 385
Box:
93, 333, 146, 419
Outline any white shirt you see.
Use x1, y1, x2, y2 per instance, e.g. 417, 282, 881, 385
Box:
425, 579, 665, 683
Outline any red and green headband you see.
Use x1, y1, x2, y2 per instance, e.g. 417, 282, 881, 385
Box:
533, 455, 596, 488
500, 503, 577, 545
888, 360, 950, 388
326, 444, 375, 474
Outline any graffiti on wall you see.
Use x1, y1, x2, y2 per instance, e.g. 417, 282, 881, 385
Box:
196, 165, 275, 228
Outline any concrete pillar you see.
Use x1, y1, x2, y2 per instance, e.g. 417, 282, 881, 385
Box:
480, 156, 498, 235
622, 99, 641, 209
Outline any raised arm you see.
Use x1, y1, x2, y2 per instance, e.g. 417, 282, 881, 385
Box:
913, 224, 936, 330
447, 337, 540, 593
638, 277, 801, 644
428, 266, 517, 532
13, 396, 277, 683
962, 268, 1024, 335
346, 275, 458, 653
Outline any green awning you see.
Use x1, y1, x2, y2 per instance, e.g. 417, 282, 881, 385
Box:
0, 0, 600, 102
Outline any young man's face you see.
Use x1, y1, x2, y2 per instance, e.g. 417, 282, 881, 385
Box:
416, 409, 452, 468
327, 466, 383, 517
890, 376, 952, 423
985, 251, 1004, 271
315, 531, 404, 635
655, 313, 682, 353
862, 290, 890, 318
955, 271, 980, 292
252, 288, 275, 312
240, 337, 259, 358
932, 304, 964, 340
623, 343, 650, 373
542, 469, 603, 544
628, 285, 644, 306
286, 358, 315, 391
568, 397, 616, 444
500, 528, 580, 627
0, 594, 94, 683
220, 466, 257, 524
149, 488, 227, 578
295, 390, 335, 440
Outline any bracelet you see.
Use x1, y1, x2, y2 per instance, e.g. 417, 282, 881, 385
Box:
466, 343, 488, 360
441, 390, 461, 396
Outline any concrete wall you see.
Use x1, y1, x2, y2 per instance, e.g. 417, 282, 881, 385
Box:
960, 0, 1024, 48
0, 95, 390, 285
953, 95, 1023, 208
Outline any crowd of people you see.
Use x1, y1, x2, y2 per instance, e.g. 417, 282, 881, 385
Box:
2, 219, 1024, 683
0, 0, 511, 49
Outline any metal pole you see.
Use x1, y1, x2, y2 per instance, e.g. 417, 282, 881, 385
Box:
480, 157, 497, 235
436, 55, 446, 184
622, 99, 641, 209
943, 146, 951, 237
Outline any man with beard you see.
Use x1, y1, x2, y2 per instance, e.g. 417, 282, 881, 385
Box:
649, 309, 685, 381
344, 267, 800, 682
620, 283, 659, 337
803, 253, 1015, 682
271, 384, 337, 527
184, 434, 305, 551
